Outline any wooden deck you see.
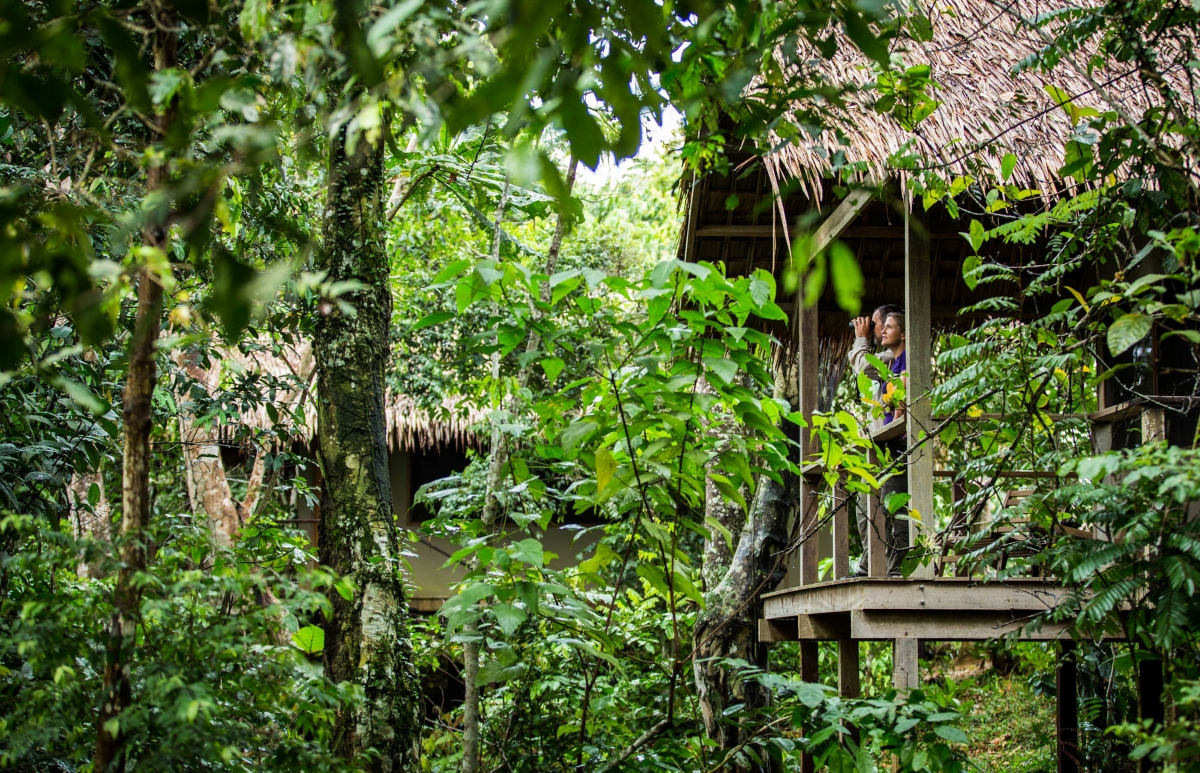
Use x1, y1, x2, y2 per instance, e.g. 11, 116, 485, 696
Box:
759, 577, 1085, 641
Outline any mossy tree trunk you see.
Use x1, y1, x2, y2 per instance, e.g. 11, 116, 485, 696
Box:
692, 353, 799, 765
316, 109, 420, 773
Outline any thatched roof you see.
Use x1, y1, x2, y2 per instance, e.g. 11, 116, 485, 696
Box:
189, 340, 481, 453
765, 0, 1188, 199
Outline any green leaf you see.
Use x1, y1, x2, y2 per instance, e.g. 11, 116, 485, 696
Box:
595, 447, 617, 493
55, 377, 108, 415
968, 219, 985, 253
703, 357, 738, 386
509, 538, 544, 567
1107, 312, 1152, 356
434, 259, 471, 284
842, 11, 890, 67
749, 270, 775, 307
559, 420, 599, 452
933, 724, 969, 744
1001, 152, 1017, 181
559, 93, 605, 169
477, 660, 526, 685
491, 603, 528, 636
292, 625, 324, 655
239, 0, 270, 43
962, 254, 982, 291
412, 311, 454, 332
829, 241, 864, 315
541, 357, 565, 383
1061, 139, 1094, 180
149, 68, 185, 107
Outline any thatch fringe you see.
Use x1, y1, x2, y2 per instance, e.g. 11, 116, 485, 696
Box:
764, 0, 1193, 200
196, 340, 481, 453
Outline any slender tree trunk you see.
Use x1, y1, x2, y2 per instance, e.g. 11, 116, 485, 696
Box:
692, 352, 799, 764
462, 159, 578, 773
93, 7, 174, 770
316, 108, 420, 772
462, 177, 512, 773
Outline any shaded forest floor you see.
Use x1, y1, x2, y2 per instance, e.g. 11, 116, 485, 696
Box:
925, 650, 1056, 772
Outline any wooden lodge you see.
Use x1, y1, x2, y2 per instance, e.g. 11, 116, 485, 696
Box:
677, 0, 1199, 769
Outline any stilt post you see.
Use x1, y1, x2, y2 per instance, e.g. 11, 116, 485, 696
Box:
892, 638, 919, 694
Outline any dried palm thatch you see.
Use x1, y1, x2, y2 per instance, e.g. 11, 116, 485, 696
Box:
198, 340, 481, 453
765, 0, 1194, 200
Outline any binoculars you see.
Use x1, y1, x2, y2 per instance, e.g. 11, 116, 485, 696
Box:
849, 318, 874, 334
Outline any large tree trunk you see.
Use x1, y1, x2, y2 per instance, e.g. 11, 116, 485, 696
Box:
93, 6, 174, 770
692, 352, 799, 763
315, 109, 420, 773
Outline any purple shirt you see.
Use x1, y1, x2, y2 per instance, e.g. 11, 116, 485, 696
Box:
883, 350, 906, 425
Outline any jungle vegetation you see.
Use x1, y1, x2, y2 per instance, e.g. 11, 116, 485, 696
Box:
0, 0, 1197, 772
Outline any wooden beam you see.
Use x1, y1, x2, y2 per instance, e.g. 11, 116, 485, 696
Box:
867, 445, 887, 577
851, 610, 1075, 640
794, 189, 873, 589
804, 187, 874, 257
758, 617, 799, 643
681, 171, 702, 263
791, 613, 853, 640
1142, 406, 1166, 443
906, 192, 934, 580
870, 419, 905, 444
838, 640, 861, 698
833, 480, 851, 579
762, 577, 1075, 619
795, 207, 827, 587
893, 638, 919, 693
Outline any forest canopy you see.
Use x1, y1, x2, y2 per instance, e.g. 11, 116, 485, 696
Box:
0, 0, 1198, 772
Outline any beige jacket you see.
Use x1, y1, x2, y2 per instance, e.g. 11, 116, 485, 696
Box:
847, 336, 895, 431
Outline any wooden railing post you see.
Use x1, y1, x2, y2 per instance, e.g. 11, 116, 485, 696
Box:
904, 190, 934, 579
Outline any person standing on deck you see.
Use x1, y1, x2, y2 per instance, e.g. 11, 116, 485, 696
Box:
845, 304, 900, 576
877, 310, 909, 577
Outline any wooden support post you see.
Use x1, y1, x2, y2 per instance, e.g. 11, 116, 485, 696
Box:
792, 188, 871, 588
838, 639, 861, 698
904, 191, 934, 579
800, 640, 819, 773
1057, 641, 1079, 773
1091, 385, 1115, 542
833, 480, 851, 580
797, 299, 821, 587
868, 446, 887, 576
1142, 406, 1166, 444
892, 638, 919, 694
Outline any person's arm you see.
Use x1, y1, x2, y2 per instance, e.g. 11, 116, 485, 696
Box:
846, 316, 873, 374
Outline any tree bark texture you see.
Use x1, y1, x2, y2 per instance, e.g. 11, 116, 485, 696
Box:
692, 353, 799, 761
93, 7, 174, 770
69, 469, 109, 578
173, 353, 265, 542
316, 113, 420, 773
